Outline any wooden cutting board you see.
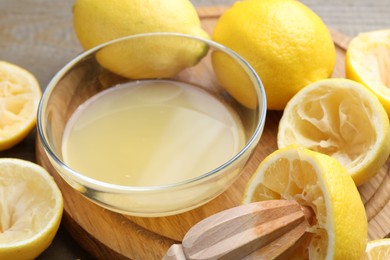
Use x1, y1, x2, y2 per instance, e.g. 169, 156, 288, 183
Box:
35, 6, 390, 260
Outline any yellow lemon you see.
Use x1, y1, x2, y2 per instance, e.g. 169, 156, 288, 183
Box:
0, 61, 41, 151
277, 78, 390, 186
366, 238, 390, 259
0, 158, 63, 260
346, 29, 390, 117
73, 0, 209, 79
212, 0, 336, 110
243, 146, 367, 259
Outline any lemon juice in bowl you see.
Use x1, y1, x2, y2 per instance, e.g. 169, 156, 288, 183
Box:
61, 79, 246, 186
37, 33, 266, 216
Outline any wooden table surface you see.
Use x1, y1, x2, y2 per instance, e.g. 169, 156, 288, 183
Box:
0, 0, 389, 259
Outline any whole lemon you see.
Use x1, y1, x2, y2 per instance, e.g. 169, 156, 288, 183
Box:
73, 0, 209, 79
212, 0, 336, 110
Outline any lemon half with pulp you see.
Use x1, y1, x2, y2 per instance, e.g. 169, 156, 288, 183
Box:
0, 61, 41, 151
243, 146, 367, 259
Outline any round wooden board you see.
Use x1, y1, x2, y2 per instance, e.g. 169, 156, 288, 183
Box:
35, 6, 390, 260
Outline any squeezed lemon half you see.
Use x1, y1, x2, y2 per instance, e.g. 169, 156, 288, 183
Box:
346, 29, 390, 117
243, 146, 367, 259
0, 158, 63, 260
0, 61, 41, 151
277, 78, 390, 185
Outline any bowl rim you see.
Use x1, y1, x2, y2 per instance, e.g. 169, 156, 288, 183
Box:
37, 32, 267, 192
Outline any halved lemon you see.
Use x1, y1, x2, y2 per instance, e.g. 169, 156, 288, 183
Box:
366, 238, 390, 259
0, 158, 63, 260
243, 146, 367, 259
0, 61, 41, 151
277, 78, 390, 186
346, 29, 390, 117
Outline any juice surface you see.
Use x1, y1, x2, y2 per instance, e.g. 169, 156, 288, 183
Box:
62, 80, 245, 186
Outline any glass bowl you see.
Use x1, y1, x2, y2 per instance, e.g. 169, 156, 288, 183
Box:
37, 32, 266, 217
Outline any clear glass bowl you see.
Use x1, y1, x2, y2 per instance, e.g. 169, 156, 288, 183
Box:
37, 32, 266, 217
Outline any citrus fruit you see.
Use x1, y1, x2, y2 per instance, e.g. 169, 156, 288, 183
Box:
73, 0, 209, 79
366, 238, 390, 259
0, 158, 63, 260
277, 78, 390, 186
243, 146, 367, 259
0, 61, 41, 151
212, 0, 336, 110
346, 29, 390, 117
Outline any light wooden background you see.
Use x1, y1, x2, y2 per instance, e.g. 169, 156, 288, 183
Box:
0, 0, 389, 259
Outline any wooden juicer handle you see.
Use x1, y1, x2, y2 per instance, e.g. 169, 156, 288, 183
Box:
163, 200, 314, 260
